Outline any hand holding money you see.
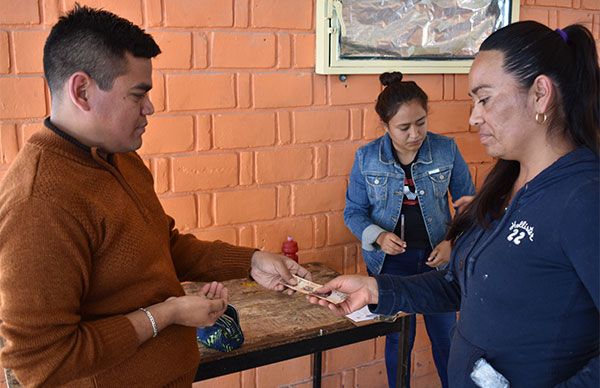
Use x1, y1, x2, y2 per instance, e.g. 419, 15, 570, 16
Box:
305, 275, 380, 316
283, 275, 348, 304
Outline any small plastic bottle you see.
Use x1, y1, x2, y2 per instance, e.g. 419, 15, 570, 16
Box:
281, 236, 299, 262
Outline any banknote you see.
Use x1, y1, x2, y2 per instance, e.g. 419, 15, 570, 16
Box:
284, 275, 347, 304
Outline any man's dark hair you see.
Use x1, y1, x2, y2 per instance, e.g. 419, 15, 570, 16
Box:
43, 4, 161, 95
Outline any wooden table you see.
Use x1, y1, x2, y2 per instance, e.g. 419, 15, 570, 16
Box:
184, 262, 410, 388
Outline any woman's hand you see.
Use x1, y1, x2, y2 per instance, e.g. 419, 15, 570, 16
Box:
250, 251, 312, 294
426, 240, 452, 268
307, 275, 379, 316
376, 232, 406, 255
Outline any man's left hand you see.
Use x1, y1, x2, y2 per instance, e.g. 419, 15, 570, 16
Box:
250, 251, 311, 293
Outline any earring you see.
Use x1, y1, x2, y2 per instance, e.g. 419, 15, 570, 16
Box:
535, 112, 547, 124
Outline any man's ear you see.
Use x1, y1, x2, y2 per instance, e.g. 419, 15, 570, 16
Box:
67, 72, 93, 112
531, 74, 555, 114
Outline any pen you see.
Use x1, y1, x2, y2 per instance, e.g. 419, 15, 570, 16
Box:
400, 214, 405, 241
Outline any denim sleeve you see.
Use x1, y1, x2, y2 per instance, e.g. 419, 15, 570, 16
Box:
344, 150, 384, 251
448, 139, 476, 201
371, 270, 461, 315
554, 179, 599, 387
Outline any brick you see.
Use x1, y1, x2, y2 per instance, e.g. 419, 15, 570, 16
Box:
443, 74, 454, 100
350, 108, 362, 140
327, 212, 356, 245
325, 340, 375, 372
151, 158, 169, 194
145, 0, 163, 27
298, 246, 346, 270
214, 188, 276, 225
536, 0, 573, 7
364, 108, 385, 140
411, 372, 442, 388
454, 74, 470, 101
314, 145, 327, 179
251, 0, 312, 29
172, 154, 238, 192
167, 74, 235, 111
313, 214, 327, 248
293, 110, 349, 143
0, 0, 39, 24
277, 111, 292, 144
63, 0, 142, 25
0, 124, 18, 164
213, 112, 275, 149
240, 369, 255, 388
19, 122, 42, 146
253, 72, 312, 108
342, 370, 356, 388
164, 0, 233, 27
453, 132, 494, 163
557, 9, 594, 29
192, 372, 240, 388
193, 33, 208, 69
234, 0, 249, 27
236, 73, 251, 108
328, 142, 359, 176
412, 348, 437, 378
238, 225, 254, 247
313, 74, 327, 106
256, 147, 313, 184
197, 193, 213, 227
343, 244, 358, 274
355, 361, 388, 388
520, 6, 550, 24
150, 71, 165, 113
139, 115, 194, 154
357, 258, 368, 275
212, 32, 276, 68
582, 0, 600, 9
403, 74, 444, 101
239, 151, 253, 185
192, 227, 237, 245
320, 374, 342, 388
254, 217, 313, 252
428, 101, 472, 133
277, 33, 291, 68
196, 114, 212, 150
255, 356, 311, 387
0, 31, 9, 73
159, 195, 197, 230
277, 185, 291, 217
43, 0, 61, 26
151, 31, 192, 69
0, 77, 47, 119
293, 34, 315, 68
292, 179, 347, 215
330, 74, 380, 106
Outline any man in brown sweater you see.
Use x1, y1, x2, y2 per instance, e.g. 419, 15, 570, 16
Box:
0, 5, 310, 387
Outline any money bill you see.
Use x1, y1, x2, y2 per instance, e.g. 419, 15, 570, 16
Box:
284, 275, 347, 304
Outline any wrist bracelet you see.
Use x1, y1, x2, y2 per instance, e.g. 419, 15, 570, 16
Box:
139, 307, 159, 338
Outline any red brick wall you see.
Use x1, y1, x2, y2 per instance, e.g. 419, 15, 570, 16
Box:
0, 1, 598, 387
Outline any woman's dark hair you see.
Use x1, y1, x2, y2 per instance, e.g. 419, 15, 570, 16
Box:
447, 21, 600, 241
43, 4, 161, 95
375, 72, 429, 124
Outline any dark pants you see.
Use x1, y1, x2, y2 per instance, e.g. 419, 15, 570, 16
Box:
380, 248, 454, 388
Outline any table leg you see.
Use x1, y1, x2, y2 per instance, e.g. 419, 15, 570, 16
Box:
312, 351, 322, 388
396, 316, 410, 388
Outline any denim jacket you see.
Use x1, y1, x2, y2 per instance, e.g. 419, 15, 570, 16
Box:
344, 132, 475, 275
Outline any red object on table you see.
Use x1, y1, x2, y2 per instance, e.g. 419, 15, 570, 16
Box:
282, 236, 299, 262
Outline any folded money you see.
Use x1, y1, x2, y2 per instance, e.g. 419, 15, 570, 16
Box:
284, 275, 347, 304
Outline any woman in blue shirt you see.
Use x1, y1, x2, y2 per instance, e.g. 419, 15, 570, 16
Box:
344, 72, 475, 388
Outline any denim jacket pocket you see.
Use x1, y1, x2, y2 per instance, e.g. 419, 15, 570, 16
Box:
365, 174, 388, 201
427, 166, 452, 198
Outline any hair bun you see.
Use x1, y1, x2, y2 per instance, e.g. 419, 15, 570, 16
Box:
380, 72, 403, 86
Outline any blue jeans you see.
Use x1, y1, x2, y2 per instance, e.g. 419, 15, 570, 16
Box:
381, 248, 454, 388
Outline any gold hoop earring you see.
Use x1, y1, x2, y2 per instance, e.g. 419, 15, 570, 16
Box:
535, 112, 547, 124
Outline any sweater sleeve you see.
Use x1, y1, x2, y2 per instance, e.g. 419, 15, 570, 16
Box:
167, 216, 256, 282
554, 179, 599, 387
0, 199, 139, 387
372, 270, 462, 315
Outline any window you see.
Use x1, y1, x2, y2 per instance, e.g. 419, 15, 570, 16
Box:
316, 0, 519, 74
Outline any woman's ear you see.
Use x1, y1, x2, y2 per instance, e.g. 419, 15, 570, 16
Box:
67, 72, 93, 112
531, 74, 555, 114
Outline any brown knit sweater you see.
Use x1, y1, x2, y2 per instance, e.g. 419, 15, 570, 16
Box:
0, 122, 256, 387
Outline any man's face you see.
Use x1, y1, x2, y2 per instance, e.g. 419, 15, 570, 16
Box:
89, 53, 154, 153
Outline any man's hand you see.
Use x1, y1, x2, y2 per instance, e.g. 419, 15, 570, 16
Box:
376, 232, 406, 255
426, 240, 452, 268
250, 251, 311, 293
307, 275, 379, 316
165, 282, 229, 327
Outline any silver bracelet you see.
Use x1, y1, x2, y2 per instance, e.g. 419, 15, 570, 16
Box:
139, 307, 159, 338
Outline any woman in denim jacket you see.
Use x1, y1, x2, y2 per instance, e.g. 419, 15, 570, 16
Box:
344, 72, 475, 388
